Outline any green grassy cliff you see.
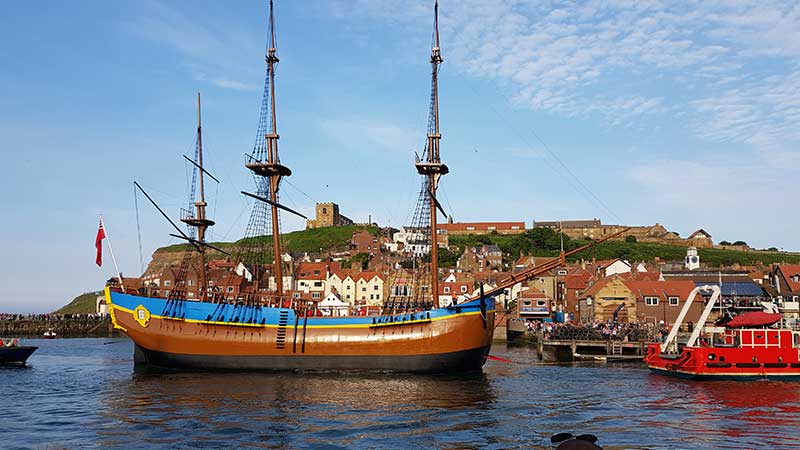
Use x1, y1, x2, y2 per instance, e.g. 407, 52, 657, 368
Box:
55, 291, 101, 314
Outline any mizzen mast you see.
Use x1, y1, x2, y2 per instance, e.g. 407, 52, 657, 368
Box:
416, 0, 449, 308
244, 0, 290, 298
180, 92, 215, 300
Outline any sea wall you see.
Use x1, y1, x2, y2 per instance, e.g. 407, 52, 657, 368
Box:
0, 315, 119, 338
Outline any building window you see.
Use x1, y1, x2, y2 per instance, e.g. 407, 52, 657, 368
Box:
461, 285, 467, 293
164, 280, 171, 287
293, 292, 301, 299
362, 287, 366, 292
373, 285, 379, 290
226, 287, 234, 293
668, 296, 679, 306
188, 280, 194, 286
346, 285, 351, 290
511, 226, 520, 230
645, 296, 659, 306
314, 281, 323, 287
370, 294, 374, 300
557, 270, 568, 276
466, 226, 475, 231
488, 226, 496, 230
311, 292, 320, 299
444, 286, 450, 293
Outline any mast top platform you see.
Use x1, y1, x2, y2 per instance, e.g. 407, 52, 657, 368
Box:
415, 161, 449, 176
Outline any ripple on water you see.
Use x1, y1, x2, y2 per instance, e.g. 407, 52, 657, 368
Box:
3, 339, 800, 449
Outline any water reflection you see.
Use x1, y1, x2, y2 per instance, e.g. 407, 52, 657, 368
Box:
100, 369, 497, 449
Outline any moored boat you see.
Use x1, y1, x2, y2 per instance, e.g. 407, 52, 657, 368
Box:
0, 339, 37, 366
43, 329, 56, 339
645, 285, 800, 380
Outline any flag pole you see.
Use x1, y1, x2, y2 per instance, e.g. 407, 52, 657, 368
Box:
100, 214, 126, 293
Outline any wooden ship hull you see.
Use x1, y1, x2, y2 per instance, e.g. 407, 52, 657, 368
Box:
107, 288, 495, 372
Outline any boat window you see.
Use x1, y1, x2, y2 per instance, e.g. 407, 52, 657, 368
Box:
794, 333, 800, 348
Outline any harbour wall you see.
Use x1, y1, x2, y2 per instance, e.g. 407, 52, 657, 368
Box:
0, 316, 119, 338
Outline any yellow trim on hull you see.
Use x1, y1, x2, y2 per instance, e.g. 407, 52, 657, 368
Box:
105, 287, 127, 332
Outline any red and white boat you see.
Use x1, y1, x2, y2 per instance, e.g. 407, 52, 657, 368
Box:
645, 285, 800, 380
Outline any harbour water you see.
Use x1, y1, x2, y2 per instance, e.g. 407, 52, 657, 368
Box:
3, 339, 800, 449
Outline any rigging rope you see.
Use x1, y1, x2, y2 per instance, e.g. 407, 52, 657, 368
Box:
133, 183, 145, 275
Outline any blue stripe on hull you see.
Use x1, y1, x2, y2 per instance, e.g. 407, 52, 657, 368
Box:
109, 291, 494, 327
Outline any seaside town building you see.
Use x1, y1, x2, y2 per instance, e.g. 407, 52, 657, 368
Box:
350, 228, 379, 256
457, 244, 503, 272
439, 221, 526, 236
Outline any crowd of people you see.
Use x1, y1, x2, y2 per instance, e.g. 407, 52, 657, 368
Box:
523, 320, 659, 342
0, 313, 108, 321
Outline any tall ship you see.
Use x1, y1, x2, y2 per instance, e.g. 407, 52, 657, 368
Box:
107, 1, 619, 372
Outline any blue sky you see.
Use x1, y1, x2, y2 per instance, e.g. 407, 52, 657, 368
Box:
2, 0, 799, 312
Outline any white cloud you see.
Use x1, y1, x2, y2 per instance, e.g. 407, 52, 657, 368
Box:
126, 0, 263, 91
318, 117, 419, 156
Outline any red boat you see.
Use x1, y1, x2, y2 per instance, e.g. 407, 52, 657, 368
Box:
645, 285, 800, 380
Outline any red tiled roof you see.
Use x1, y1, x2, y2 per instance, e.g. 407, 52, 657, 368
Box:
564, 272, 592, 290
439, 281, 472, 295
355, 271, 385, 282
440, 221, 526, 232
519, 286, 548, 299
778, 264, 800, 292
296, 262, 328, 280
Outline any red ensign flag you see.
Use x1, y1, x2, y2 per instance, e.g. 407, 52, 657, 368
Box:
95, 221, 106, 267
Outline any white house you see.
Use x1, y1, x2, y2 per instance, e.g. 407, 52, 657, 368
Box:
597, 259, 632, 277
319, 292, 349, 316
327, 271, 357, 304
355, 272, 385, 306
388, 227, 430, 256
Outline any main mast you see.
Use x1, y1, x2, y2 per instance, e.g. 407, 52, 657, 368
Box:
181, 92, 215, 300
416, 0, 448, 308
245, 0, 290, 298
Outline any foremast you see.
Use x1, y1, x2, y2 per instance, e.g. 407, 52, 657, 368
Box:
416, 0, 448, 308
180, 93, 215, 300
244, 0, 290, 300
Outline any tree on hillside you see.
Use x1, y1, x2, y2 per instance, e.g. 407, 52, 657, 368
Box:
505, 228, 573, 256
719, 241, 732, 246
733, 240, 747, 246
625, 235, 637, 243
